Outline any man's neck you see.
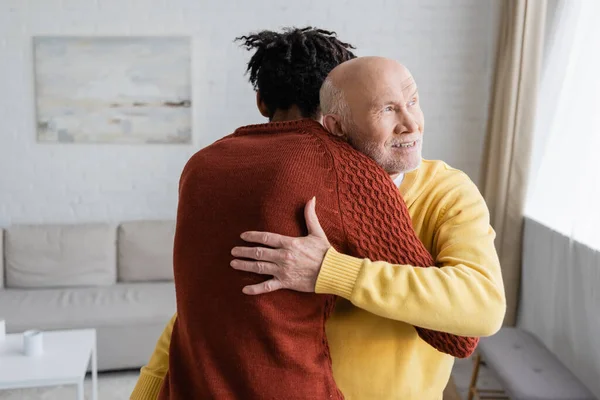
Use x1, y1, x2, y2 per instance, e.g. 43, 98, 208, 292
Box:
270, 107, 322, 124
389, 161, 422, 183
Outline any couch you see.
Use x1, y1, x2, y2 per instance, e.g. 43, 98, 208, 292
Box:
0, 221, 177, 371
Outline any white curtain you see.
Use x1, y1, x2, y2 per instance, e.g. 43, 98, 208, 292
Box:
481, 0, 547, 326
520, 1, 600, 397
526, 0, 600, 249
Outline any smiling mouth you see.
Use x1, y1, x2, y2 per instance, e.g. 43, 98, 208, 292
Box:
391, 141, 417, 148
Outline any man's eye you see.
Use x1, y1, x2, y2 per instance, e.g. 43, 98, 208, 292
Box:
384, 106, 394, 112
407, 98, 417, 107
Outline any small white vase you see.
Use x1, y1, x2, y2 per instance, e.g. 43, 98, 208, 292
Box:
23, 330, 44, 356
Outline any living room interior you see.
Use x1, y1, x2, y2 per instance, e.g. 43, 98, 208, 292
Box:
1, 1, 599, 399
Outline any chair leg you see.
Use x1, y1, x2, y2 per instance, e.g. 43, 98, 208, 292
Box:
467, 352, 482, 400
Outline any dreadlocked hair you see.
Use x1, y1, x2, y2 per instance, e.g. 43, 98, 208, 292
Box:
235, 27, 356, 119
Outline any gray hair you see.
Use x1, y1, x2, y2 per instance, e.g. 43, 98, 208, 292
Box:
319, 77, 350, 123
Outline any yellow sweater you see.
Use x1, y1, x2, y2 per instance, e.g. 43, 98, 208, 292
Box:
130, 159, 506, 400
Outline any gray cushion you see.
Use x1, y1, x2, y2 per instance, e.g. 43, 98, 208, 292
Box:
118, 220, 175, 282
0, 282, 175, 331
479, 327, 596, 400
0, 282, 176, 371
5, 223, 117, 288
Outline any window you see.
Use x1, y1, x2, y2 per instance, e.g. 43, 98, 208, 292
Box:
526, 0, 600, 250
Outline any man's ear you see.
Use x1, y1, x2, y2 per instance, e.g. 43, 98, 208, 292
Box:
256, 92, 270, 118
322, 114, 346, 138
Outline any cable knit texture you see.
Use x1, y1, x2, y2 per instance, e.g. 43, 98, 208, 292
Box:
320, 135, 479, 358
159, 119, 476, 400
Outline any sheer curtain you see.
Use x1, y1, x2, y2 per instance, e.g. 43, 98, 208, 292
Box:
526, 0, 600, 249
521, 1, 600, 396
481, 0, 547, 325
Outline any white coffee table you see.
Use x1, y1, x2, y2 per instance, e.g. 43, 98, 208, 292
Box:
0, 328, 97, 400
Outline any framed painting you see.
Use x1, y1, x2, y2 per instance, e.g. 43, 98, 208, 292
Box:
34, 36, 192, 144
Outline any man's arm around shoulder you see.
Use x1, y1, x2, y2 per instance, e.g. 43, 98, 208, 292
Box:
317, 172, 506, 337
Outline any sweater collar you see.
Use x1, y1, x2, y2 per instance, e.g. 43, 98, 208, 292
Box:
233, 118, 322, 136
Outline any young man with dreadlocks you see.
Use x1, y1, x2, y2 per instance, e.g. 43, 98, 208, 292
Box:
132, 27, 504, 400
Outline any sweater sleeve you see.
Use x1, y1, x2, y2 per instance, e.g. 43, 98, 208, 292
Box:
320, 139, 480, 358
130, 313, 176, 400
316, 179, 505, 338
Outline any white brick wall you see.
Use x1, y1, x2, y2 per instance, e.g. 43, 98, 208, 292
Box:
0, 0, 501, 225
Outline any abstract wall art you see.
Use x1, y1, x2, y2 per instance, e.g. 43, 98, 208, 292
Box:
34, 36, 192, 144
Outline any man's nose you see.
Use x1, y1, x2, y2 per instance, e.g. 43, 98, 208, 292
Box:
396, 109, 420, 134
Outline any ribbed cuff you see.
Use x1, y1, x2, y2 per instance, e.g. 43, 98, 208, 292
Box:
130, 371, 164, 400
315, 247, 363, 299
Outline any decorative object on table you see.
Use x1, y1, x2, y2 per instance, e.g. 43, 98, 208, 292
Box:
33, 36, 192, 144
0, 319, 5, 341
0, 329, 98, 400
23, 329, 44, 356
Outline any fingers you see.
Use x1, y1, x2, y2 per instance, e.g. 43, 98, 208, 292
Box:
242, 279, 284, 295
304, 197, 327, 238
231, 246, 285, 262
240, 231, 294, 248
230, 259, 278, 276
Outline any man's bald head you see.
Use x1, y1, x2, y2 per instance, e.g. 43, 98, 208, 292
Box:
320, 57, 413, 119
320, 56, 424, 175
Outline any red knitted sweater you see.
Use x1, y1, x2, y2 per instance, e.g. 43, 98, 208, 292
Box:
159, 119, 478, 400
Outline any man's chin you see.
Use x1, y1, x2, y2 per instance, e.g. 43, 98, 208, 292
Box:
388, 158, 421, 175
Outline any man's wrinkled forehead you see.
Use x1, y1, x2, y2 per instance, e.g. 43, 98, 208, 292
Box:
368, 75, 418, 105
400, 75, 417, 94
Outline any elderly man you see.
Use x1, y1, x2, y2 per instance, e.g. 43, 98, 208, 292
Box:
133, 53, 505, 400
